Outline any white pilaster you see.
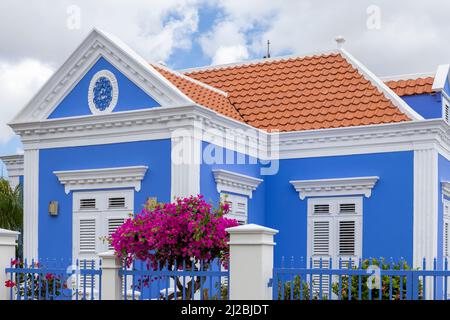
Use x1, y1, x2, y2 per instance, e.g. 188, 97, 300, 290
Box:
413, 148, 438, 267
23, 149, 39, 260
413, 148, 438, 299
170, 128, 201, 199
226, 224, 278, 300
0, 228, 20, 300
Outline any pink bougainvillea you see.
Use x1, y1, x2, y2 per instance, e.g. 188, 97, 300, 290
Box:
109, 195, 238, 268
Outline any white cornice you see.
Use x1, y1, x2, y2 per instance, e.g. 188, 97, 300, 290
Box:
290, 176, 379, 199
11, 28, 192, 123
54, 166, 148, 194
0, 154, 24, 177
212, 169, 263, 199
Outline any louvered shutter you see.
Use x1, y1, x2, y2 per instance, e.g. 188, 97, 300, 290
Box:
107, 218, 126, 250
78, 218, 97, 254
444, 221, 449, 258
338, 220, 357, 268
444, 102, 450, 123
311, 220, 331, 296
221, 193, 248, 225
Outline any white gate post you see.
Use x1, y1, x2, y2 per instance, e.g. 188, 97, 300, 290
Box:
98, 251, 122, 300
226, 224, 278, 300
0, 228, 20, 300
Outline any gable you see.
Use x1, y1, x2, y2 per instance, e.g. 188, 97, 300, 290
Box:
48, 57, 161, 119
10, 29, 192, 124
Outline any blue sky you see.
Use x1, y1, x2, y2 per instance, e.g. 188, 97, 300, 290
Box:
2, 0, 450, 175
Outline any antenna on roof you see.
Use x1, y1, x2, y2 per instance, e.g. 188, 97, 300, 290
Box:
263, 40, 271, 59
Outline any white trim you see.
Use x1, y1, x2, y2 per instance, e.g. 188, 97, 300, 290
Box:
413, 147, 438, 296
170, 128, 201, 199
432, 64, 450, 92
290, 176, 379, 200
339, 48, 423, 121
212, 169, 262, 199
88, 70, 119, 115
11, 28, 192, 123
380, 72, 435, 82
23, 149, 39, 260
54, 166, 148, 194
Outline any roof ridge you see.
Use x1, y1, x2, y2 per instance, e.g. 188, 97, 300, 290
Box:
151, 62, 229, 97
180, 49, 339, 74
381, 72, 435, 82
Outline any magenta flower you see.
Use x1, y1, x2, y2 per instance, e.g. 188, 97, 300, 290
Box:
109, 195, 238, 268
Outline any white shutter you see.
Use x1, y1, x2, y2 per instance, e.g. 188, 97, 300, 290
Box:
314, 204, 330, 215
444, 221, 449, 258
108, 197, 126, 209
221, 193, 248, 225
107, 218, 126, 250
311, 220, 331, 296
79, 218, 97, 253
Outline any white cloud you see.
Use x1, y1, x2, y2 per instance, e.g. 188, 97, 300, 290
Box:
0, 59, 53, 144
212, 45, 249, 65
202, 0, 450, 76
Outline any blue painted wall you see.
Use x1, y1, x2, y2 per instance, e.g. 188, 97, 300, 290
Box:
38, 139, 171, 261
264, 151, 415, 267
48, 57, 160, 119
200, 142, 265, 225
402, 94, 441, 119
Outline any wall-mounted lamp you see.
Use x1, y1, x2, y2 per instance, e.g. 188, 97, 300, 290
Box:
48, 201, 59, 216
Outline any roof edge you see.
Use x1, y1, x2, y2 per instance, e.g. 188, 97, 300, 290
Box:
339, 48, 424, 121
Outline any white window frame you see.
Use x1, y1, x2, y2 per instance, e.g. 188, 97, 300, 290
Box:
73, 189, 134, 261
220, 192, 248, 225
307, 196, 363, 267
443, 199, 450, 259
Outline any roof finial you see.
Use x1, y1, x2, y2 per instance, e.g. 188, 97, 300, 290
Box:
263, 40, 271, 59
335, 36, 346, 49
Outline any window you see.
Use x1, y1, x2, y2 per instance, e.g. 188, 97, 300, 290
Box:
308, 197, 362, 266
220, 193, 248, 225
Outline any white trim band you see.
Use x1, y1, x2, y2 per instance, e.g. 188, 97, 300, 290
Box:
290, 176, 379, 200
54, 166, 148, 194
213, 169, 263, 199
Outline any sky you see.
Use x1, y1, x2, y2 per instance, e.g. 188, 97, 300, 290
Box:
1, 0, 450, 173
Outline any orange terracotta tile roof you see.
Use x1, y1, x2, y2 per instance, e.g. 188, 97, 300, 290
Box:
385, 77, 435, 96
182, 53, 410, 131
152, 64, 244, 122
153, 53, 412, 131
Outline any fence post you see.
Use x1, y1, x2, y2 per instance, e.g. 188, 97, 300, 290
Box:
226, 224, 278, 300
0, 228, 20, 300
98, 251, 122, 300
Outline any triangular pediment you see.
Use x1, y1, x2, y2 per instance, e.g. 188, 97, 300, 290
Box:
11, 28, 193, 124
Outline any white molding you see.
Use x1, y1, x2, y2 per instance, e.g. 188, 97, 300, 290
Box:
54, 166, 148, 194
432, 64, 449, 92
23, 149, 39, 260
290, 176, 378, 200
442, 182, 450, 198
87, 70, 119, 115
413, 148, 438, 282
170, 128, 201, 199
11, 28, 192, 124
0, 154, 24, 189
212, 169, 262, 199
339, 48, 423, 121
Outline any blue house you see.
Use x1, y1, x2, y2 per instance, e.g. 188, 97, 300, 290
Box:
2, 29, 450, 277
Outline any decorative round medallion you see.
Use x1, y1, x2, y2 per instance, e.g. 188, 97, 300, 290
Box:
88, 70, 118, 114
